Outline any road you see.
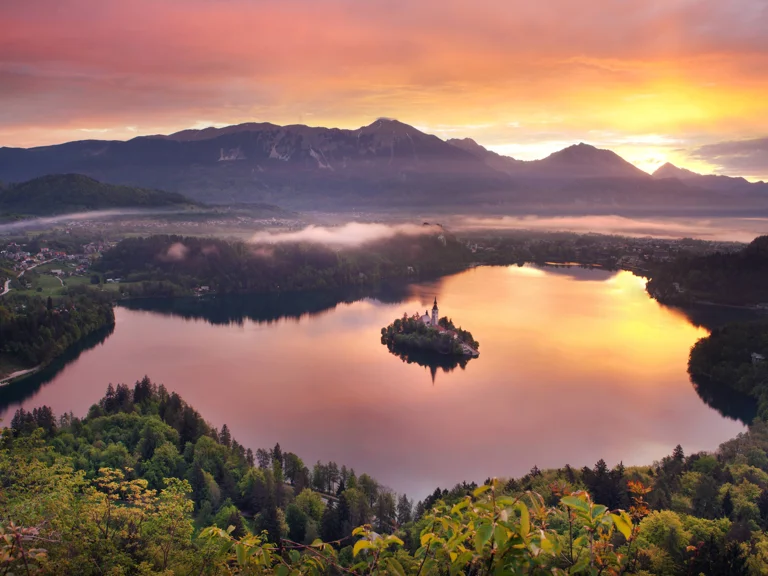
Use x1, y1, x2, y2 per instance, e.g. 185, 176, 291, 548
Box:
0, 260, 54, 298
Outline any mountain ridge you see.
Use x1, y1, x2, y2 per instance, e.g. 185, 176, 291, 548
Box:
0, 120, 766, 212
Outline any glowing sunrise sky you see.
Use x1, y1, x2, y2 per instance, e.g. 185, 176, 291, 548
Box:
1, 0, 767, 179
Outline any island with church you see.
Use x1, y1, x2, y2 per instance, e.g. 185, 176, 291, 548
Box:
380, 298, 480, 358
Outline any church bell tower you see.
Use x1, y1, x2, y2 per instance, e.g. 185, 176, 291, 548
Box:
431, 297, 439, 326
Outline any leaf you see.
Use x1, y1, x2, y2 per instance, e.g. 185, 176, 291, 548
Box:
235, 543, 246, 566
275, 565, 290, 576
473, 485, 491, 498
420, 532, 436, 547
353, 539, 375, 557
560, 495, 590, 513
310, 538, 324, 548
289, 549, 301, 563
387, 557, 407, 576
611, 512, 632, 540
385, 535, 404, 547
352, 526, 367, 536
516, 502, 530, 538
494, 524, 508, 548
475, 523, 493, 553
451, 500, 469, 514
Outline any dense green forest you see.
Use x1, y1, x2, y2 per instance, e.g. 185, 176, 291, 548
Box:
380, 315, 479, 356
0, 174, 194, 215
5, 379, 768, 574
688, 320, 768, 418
95, 232, 474, 297
647, 236, 768, 306
0, 291, 114, 378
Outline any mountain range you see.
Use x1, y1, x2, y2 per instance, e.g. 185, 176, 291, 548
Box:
1, 119, 766, 213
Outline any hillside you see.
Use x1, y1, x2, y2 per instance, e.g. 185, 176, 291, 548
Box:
0, 174, 195, 215
647, 235, 768, 306
1, 121, 766, 213
5, 379, 768, 574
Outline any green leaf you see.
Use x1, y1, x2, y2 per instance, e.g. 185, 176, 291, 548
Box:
560, 495, 590, 513
611, 512, 632, 540
289, 549, 300, 563
353, 539, 375, 557
475, 523, 493, 553
494, 524, 508, 548
310, 538, 324, 548
473, 485, 491, 498
385, 535, 404, 547
451, 500, 469, 514
235, 543, 246, 566
420, 532, 436, 547
516, 502, 530, 538
275, 565, 290, 576
387, 558, 407, 576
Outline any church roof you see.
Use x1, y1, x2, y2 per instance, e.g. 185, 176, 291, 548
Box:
432, 297, 438, 311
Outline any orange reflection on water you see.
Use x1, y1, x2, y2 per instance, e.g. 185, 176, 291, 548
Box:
0, 266, 741, 498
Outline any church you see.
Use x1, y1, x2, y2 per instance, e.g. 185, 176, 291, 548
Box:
419, 298, 440, 327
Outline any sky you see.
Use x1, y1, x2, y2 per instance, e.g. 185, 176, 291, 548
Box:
1, 0, 767, 180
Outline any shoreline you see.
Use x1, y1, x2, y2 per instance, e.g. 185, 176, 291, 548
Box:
0, 365, 43, 387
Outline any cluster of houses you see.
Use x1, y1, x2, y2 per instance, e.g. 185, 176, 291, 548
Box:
1, 241, 114, 277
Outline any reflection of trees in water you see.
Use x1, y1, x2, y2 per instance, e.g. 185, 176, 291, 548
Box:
120, 281, 433, 326
671, 303, 765, 332
690, 375, 757, 426
0, 324, 115, 413
384, 343, 473, 383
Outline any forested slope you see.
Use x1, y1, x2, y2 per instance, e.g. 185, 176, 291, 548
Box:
4, 378, 768, 574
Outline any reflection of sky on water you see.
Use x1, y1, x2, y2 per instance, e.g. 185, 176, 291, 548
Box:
0, 266, 746, 499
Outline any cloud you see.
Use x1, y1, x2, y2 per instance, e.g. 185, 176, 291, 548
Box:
689, 138, 768, 180
0, 0, 766, 173
158, 242, 189, 262
250, 222, 438, 247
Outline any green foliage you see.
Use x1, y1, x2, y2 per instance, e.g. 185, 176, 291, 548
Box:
95, 232, 475, 297
0, 292, 114, 376
380, 314, 479, 357
0, 173, 193, 215
3, 381, 768, 574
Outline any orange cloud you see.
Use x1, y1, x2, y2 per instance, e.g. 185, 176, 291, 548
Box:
1, 0, 767, 178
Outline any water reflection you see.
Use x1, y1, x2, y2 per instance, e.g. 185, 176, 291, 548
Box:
384, 343, 473, 383
120, 283, 417, 326
0, 325, 115, 411
0, 266, 750, 497
690, 375, 758, 425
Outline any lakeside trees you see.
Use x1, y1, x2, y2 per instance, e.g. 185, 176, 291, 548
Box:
4, 378, 768, 573
0, 291, 114, 378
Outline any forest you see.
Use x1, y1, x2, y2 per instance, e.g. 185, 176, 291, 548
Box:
95, 232, 475, 297
380, 315, 479, 356
0, 174, 194, 216
0, 290, 115, 378
688, 320, 768, 418
647, 236, 768, 306
4, 378, 768, 574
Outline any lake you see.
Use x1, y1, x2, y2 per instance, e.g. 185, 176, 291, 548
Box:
0, 265, 748, 499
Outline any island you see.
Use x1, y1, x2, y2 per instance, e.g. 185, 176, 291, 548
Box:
380, 298, 479, 359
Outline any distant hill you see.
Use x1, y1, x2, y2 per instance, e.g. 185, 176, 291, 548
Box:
0, 174, 195, 215
1, 120, 766, 214
652, 162, 768, 194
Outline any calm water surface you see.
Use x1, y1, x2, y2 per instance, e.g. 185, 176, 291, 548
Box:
0, 266, 746, 498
